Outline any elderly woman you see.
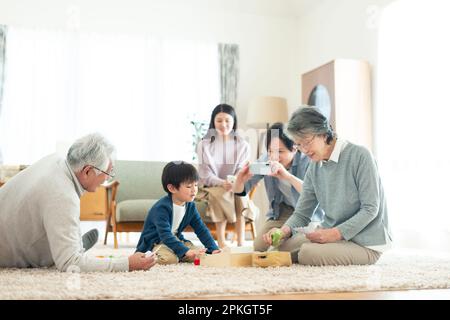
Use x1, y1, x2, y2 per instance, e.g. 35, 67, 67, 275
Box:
264, 107, 392, 266
233, 122, 322, 252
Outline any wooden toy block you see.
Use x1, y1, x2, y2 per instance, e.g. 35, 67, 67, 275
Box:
199, 251, 292, 267
199, 251, 253, 267
252, 251, 292, 267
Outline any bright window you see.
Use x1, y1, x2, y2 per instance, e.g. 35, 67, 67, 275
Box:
376, 0, 450, 248
0, 27, 219, 163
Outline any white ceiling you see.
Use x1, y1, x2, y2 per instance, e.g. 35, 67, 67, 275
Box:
286, 0, 326, 18
142, 0, 326, 19
217, 0, 326, 19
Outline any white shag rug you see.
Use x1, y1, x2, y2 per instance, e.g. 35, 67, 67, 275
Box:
1, 246, 449, 299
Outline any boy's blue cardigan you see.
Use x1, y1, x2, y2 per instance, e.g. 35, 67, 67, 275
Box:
136, 195, 219, 258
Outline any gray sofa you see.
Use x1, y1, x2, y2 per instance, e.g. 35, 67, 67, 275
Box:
104, 160, 256, 248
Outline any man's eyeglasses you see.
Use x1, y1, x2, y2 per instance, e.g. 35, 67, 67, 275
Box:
293, 135, 316, 151
90, 165, 115, 179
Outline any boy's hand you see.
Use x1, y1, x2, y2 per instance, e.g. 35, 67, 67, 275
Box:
128, 252, 157, 271
185, 248, 207, 260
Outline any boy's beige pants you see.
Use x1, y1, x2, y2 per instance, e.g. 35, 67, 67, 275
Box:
152, 239, 200, 265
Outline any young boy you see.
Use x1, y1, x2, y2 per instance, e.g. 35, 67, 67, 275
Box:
136, 161, 220, 264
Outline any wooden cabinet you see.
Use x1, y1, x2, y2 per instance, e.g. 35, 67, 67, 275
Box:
80, 186, 107, 221
302, 59, 373, 151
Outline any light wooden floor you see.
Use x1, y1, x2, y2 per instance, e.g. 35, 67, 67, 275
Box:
190, 289, 450, 300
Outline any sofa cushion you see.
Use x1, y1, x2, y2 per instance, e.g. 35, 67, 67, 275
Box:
114, 160, 167, 203
115, 196, 213, 224
116, 197, 252, 225
116, 199, 158, 222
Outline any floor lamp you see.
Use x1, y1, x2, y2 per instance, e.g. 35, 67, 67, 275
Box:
246, 96, 289, 158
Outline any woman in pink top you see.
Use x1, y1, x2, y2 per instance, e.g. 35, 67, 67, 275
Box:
196, 104, 255, 248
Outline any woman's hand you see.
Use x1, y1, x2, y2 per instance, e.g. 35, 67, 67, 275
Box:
269, 161, 304, 193
233, 163, 253, 193
212, 249, 221, 254
262, 226, 291, 245
222, 181, 233, 192
306, 227, 343, 244
237, 163, 252, 182
269, 161, 291, 180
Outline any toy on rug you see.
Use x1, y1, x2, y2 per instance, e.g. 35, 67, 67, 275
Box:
199, 233, 292, 268
267, 228, 283, 251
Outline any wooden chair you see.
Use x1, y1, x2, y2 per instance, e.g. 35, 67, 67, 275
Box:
104, 180, 162, 249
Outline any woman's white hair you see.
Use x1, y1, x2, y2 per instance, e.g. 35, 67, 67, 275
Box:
66, 133, 116, 173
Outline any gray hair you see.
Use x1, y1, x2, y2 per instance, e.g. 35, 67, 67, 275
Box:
287, 106, 335, 144
66, 133, 116, 173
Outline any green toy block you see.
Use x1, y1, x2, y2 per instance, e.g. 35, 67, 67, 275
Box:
271, 229, 283, 247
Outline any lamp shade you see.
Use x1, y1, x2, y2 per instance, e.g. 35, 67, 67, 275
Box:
246, 96, 289, 128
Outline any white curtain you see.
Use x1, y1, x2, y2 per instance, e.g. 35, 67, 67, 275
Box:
218, 43, 239, 107
0, 27, 219, 164
376, 0, 450, 248
0, 25, 7, 164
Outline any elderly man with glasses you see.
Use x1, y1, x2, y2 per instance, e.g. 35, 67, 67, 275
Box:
0, 133, 156, 272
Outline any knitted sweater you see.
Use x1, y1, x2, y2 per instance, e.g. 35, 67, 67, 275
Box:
0, 154, 129, 272
285, 141, 392, 250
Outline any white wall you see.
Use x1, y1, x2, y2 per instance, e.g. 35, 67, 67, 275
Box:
0, 0, 398, 147
296, 0, 396, 154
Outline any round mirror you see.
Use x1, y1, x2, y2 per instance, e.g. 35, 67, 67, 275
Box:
307, 85, 331, 121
